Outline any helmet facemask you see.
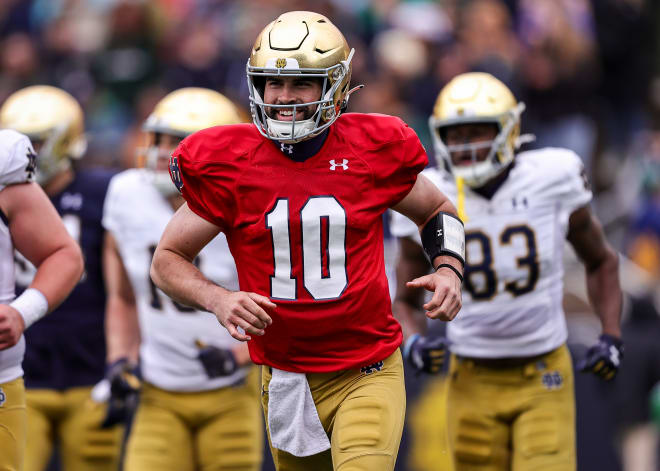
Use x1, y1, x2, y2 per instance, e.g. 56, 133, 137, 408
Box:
247, 50, 354, 143
139, 131, 183, 197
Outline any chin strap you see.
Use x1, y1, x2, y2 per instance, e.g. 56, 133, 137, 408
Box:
515, 133, 536, 149
341, 84, 364, 112
455, 176, 468, 223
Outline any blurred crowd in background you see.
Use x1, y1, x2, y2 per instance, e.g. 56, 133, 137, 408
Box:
2, 0, 660, 470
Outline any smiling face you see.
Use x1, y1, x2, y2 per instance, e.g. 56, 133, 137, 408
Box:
263, 76, 323, 122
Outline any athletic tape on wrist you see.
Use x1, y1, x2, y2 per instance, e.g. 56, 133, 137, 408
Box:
10, 288, 48, 329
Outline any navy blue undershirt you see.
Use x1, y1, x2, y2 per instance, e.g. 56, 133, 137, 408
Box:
270, 129, 329, 162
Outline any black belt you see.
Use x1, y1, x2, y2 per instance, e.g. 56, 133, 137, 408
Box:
456, 350, 553, 369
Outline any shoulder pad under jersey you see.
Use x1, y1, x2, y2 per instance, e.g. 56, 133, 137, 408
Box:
181, 123, 262, 164
334, 113, 411, 149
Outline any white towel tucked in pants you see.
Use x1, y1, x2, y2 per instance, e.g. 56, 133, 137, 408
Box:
267, 368, 331, 457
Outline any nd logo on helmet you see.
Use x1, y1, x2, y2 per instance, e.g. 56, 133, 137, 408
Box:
275, 58, 287, 68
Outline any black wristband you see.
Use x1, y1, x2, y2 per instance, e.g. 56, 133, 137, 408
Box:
435, 263, 463, 283
421, 212, 465, 267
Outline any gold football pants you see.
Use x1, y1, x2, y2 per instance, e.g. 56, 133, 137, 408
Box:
0, 377, 26, 471
124, 367, 263, 471
407, 375, 454, 471
24, 385, 123, 471
447, 344, 576, 471
262, 349, 406, 471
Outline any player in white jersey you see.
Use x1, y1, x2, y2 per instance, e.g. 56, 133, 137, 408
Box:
391, 73, 623, 471
0, 129, 83, 471
103, 88, 263, 471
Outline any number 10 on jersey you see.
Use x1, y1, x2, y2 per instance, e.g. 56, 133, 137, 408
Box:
266, 196, 348, 301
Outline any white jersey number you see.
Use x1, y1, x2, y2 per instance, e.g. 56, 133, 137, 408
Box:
266, 196, 347, 300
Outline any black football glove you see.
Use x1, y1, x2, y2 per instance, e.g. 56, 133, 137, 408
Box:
402, 334, 450, 374
100, 358, 140, 428
196, 340, 238, 378
577, 334, 624, 381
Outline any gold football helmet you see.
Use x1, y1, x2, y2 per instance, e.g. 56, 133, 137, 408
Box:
0, 85, 86, 184
141, 87, 242, 194
429, 72, 525, 187
247, 11, 356, 143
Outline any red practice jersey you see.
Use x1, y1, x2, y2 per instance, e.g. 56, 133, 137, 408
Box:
172, 113, 428, 373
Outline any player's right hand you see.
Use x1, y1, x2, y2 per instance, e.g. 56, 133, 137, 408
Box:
402, 334, 450, 374
212, 291, 276, 342
195, 340, 238, 378
0, 304, 25, 350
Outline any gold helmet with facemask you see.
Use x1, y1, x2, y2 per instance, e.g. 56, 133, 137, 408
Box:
247, 11, 356, 143
429, 72, 525, 188
0, 85, 86, 185
141, 87, 242, 194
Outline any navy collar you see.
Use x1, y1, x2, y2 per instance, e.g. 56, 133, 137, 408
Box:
270, 129, 329, 162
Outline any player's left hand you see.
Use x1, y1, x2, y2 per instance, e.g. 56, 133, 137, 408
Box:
0, 304, 26, 350
195, 340, 238, 378
577, 334, 623, 381
403, 334, 450, 374
97, 358, 141, 428
406, 266, 462, 321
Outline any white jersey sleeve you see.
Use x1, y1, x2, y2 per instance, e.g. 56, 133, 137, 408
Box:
0, 130, 33, 383
521, 147, 592, 233
389, 167, 456, 243
0, 129, 36, 191
101, 174, 121, 235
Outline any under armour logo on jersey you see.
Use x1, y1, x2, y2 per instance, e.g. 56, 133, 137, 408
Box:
169, 156, 184, 192
329, 159, 349, 171
541, 371, 563, 390
25, 148, 37, 180
360, 361, 384, 375
512, 196, 529, 209
281, 143, 294, 155
0, 387, 5, 407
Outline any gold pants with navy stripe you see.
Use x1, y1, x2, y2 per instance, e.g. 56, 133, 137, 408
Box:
0, 377, 26, 471
447, 344, 576, 471
262, 350, 406, 471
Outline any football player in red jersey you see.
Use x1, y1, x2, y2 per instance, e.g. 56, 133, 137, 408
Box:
151, 11, 464, 471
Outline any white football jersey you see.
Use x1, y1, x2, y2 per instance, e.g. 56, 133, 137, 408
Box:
0, 130, 35, 383
391, 148, 592, 358
103, 169, 245, 391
